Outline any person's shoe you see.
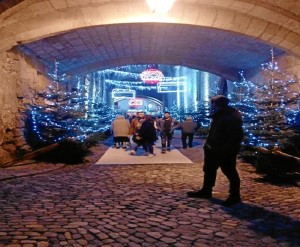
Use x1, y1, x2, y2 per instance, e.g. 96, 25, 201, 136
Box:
115, 143, 120, 149
130, 150, 136, 155
186, 190, 212, 199
148, 153, 155, 158
223, 196, 241, 206
167, 147, 171, 151
183, 146, 187, 149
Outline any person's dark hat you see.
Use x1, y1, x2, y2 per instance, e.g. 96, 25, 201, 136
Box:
164, 111, 170, 114
211, 95, 230, 107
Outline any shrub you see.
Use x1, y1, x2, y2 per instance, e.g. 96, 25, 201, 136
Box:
83, 131, 110, 149
255, 152, 299, 176
37, 139, 89, 164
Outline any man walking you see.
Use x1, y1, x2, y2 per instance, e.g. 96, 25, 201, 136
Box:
157, 111, 179, 153
180, 116, 198, 149
187, 95, 244, 206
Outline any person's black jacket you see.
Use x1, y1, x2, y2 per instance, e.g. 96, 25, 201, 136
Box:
138, 118, 157, 142
204, 106, 243, 155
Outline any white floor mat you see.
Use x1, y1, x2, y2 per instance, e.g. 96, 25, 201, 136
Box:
96, 142, 193, 165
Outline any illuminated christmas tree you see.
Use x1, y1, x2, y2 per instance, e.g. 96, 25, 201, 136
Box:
229, 71, 260, 146
28, 62, 111, 145
168, 104, 181, 121
231, 48, 300, 150
251, 48, 299, 149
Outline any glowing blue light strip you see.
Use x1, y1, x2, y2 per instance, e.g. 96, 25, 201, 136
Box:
203, 72, 209, 102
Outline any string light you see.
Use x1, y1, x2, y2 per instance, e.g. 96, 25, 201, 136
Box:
30, 59, 299, 147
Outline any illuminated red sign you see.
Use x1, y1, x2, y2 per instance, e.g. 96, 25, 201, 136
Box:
128, 98, 143, 107
140, 68, 164, 85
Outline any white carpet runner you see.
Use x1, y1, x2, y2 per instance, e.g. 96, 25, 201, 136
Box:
96, 142, 192, 165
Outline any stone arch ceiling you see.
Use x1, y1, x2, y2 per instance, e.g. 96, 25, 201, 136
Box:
0, 0, 300, 80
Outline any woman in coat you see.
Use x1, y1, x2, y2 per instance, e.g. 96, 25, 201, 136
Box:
138, 115, 157, 157
111, 115, 131, 148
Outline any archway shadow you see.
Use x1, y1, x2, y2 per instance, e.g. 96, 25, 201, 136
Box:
254, 175, 300, 187
210, 198, 300, 245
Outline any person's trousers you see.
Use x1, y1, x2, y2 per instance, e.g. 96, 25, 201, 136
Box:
202, 149, 240, 197
114, 136, 129, 147
142, 141, 154, 154
181, 133, 194, 148
161, 132, 173, 149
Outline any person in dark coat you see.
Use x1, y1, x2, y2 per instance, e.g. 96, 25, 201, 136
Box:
187, 95, 244, 206
157, 111, 179, 153
179, 116, 198, 148
138, 115, 157, 158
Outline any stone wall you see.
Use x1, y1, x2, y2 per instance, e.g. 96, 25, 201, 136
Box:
277, 55, 300, 93
0, 50, 48, 164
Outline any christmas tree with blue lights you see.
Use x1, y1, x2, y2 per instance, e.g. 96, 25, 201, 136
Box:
231, 48, 299, 153
250, 48, 299, 150
229, 71, 260, 147
29, 62, 111, 146
29, 61, 87, 144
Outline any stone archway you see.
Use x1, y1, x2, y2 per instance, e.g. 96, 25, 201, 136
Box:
0, 0, 300, 163
0, 0, 299, 57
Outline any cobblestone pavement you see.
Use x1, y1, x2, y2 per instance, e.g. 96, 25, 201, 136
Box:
0, 140, 299, 247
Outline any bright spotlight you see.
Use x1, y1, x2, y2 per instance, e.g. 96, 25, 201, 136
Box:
146, 0, 176, 14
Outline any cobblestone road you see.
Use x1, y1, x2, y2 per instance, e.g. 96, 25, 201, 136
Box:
0, 142, 299, 247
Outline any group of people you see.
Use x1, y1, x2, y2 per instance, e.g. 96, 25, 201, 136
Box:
111, 95, 244, 206
111, 111, 199, 157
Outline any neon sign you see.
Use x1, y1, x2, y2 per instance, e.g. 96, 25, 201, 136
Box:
128, 98, 143, 107
140, 68, 164, 85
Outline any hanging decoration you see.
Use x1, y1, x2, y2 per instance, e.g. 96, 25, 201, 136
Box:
140, 64, 164, 85
157, 81, 186, 93
106, 80, 157, 90
157, 77, 187, 93
112, 89, 136, 99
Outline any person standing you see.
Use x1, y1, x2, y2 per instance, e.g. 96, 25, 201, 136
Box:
111, 115, 131, 149
138, 115, 157, 158
180, 116, 198, 149
157, 111, 179, 153
187, 95, 244, 206
130, 111, 145, 154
